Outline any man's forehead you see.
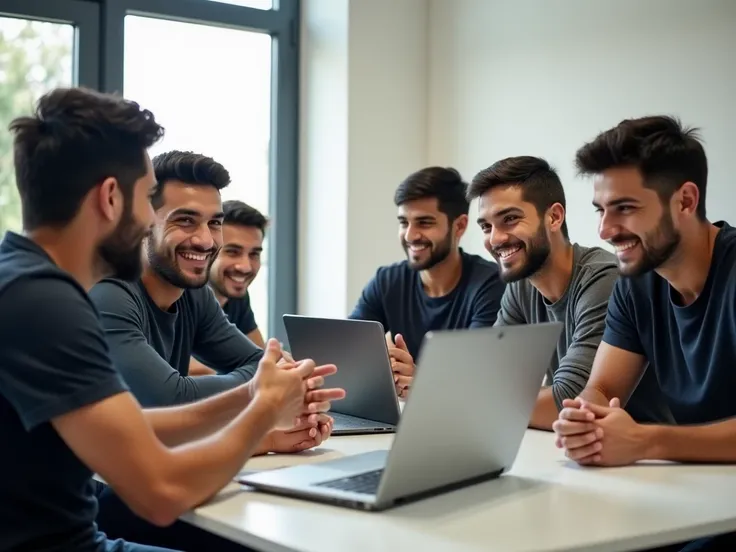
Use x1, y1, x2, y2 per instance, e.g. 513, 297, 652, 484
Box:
223, 224, 263, 247
478, 188, 529, 218
398, 197, 441, 218
159, 180, 223, 215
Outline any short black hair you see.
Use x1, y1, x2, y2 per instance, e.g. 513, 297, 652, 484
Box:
394, 167, 469, 221
468, 156, 569, 239
223, 200, 268, 234
150, 150, 231, 209
575, 115, 708, 220
9, 87, 164, 231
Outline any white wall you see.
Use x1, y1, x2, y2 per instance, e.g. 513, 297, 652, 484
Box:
299, 0, 736, 314
299, 0, 429, 316
428, 0, 736, 254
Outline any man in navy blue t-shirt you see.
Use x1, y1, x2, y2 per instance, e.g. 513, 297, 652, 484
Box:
553, 116, 736, 460
554, 115, 736, 550
189, 200, 268, 376
0, 88, 336, 552
349, 167, 505, 397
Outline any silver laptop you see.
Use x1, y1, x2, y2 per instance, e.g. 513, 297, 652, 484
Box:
240, 322, 563, 511
283, 315, 401, 435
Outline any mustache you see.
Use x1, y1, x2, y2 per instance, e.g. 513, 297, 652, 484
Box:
176, 245, 217, 256
403, 240, 432, 247
226, 269, 253, 279
609, 234, 639, 244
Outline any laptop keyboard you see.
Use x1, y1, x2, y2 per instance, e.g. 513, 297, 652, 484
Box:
330, 412, 391, 430
316, 469, 384, 494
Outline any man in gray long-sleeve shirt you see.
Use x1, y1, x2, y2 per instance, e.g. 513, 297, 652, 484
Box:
468, 156, 670, 430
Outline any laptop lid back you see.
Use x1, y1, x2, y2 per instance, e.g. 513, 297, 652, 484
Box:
283, 315, 400, 425
375, 323, 562, 506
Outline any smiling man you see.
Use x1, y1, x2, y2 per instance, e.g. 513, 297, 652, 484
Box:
468, 156, 668, 430
349, 166, 505, 397
189, 200, 267, 376
551, 115, 736, 552
89, 151, 342, 550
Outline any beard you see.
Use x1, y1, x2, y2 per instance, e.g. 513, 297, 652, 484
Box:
403, 230, 453, 271
612, 210, 680, 277
97, 203, 149, 282
146, 236, 218, 289
492, 224, 551, 283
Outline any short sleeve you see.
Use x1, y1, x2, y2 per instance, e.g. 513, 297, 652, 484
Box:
348, 270, 387, 325
601, 278, 645, 355
469, 273, 505, 328
232, 294, 258, 334
0, 277, 127, 430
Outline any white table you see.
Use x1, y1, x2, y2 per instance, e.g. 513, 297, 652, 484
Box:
182, 429, 736, 552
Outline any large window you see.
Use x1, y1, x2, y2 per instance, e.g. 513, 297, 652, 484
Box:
0, 18, 74, 234
124, 15, 273, 334
0, 0, 299, 341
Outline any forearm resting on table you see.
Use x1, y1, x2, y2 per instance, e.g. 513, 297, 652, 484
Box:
644, 418, 736, 463
145, 382, 252, 446
153, 395, 278, 524
529, 387, 559, 430
577, 385, 610, 406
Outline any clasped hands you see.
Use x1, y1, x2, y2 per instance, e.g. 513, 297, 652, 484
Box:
260, 340, 346, 454
552, 396, 650, 467
385, 332, 414, 398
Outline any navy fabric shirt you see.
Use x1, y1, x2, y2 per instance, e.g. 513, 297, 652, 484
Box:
89, 279, 263, 407
223, 292, 258, 335
349, 249, 505, 359
603, 221, 736, 425
0, 232, 128, 552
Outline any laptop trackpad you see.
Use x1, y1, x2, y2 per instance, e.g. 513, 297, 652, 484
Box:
242, 450, 389, 487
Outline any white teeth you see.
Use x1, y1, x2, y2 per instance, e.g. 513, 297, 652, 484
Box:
613, 241, 638, 252
409, 245, 428, 251
497, 246, 521, 259
229, 275, 246, 283
180, 252, 207, 261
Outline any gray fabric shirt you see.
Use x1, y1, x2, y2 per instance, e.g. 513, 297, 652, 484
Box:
495, 244, 617, 410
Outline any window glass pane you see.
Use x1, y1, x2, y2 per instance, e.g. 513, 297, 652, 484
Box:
205, 0, 272, 9
124, 15, 272, 337
0, 17, 74, 233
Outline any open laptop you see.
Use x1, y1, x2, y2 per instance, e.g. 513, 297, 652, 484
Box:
240, 322, 563, 511
283, 315, 401, 435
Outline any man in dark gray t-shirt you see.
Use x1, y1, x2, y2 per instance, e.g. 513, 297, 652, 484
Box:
468, 156, 671, 429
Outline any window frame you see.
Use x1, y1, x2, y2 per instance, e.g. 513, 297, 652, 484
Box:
0, 0, 100, 88
1, 0, 300, 341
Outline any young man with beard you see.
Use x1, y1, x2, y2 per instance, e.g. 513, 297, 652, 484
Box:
554, 116, 736, 550
349, 166, 505, 397
189, 200, 267, 376
89, 150, 344, 550
468, 156, 669, 430
0, 88, 334, 552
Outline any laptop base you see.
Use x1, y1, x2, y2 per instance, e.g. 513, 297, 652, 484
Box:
330, 411, 396, 436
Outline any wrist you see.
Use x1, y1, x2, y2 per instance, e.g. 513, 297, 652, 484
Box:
241, 379, 256, 404
253, 430, 274, 456
246, 392, 280, 434
639, 424, 665, 460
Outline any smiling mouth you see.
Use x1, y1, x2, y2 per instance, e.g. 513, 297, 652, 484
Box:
611, 239, 640, 256
494, 244, 523, 261
177, 250, 211, 269
407, 243, 430, 253
226, 273, 249, 285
